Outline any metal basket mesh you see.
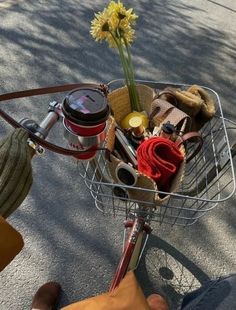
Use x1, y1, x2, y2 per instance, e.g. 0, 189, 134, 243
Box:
78, 82, 235, 226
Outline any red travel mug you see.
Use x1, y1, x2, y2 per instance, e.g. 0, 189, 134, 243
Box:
62, 88, 110, 160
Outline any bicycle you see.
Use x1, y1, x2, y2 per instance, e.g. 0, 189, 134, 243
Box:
0, 80, 235, 296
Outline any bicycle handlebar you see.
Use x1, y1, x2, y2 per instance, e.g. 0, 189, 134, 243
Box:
0, 83, 109, 156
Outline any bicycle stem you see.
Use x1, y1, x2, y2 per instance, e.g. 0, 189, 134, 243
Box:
25, 102, 61, 155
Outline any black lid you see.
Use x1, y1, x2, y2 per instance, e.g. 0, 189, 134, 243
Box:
161, 121, 176, 134
62, 88, 110, 126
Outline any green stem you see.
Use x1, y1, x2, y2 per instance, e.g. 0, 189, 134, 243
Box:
118, 40, 138, 110
116, 31, 131, 84
110, 30, 130, 87
117, 38, 137, 111
124, 39, 141, 111
121, 48, 136, 110
110, 28, 140, 111
118, 45, 130, 87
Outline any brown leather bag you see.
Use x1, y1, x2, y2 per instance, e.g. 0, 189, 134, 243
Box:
0, 216, 24, 271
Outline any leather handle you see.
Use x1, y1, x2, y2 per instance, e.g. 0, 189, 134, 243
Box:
154, 90, 179, 106
149, 90, 179, 122
0, 83, 108, 101
176, 132, 203, 163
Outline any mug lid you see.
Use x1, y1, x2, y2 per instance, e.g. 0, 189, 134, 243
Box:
62, 88, 110, 125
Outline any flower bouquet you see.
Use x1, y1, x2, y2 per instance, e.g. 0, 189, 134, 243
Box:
89, 1, 215, 205
90, 1, 155, 126
91, 0, 141, 112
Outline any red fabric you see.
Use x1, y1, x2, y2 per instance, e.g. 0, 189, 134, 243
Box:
137, 137, 184, 192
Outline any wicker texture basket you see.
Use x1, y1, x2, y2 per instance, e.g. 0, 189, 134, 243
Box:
107, 84, 155, 125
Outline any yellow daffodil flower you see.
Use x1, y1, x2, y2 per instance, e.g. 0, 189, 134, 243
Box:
90, 0, 138, 47
90, 1, 141, 111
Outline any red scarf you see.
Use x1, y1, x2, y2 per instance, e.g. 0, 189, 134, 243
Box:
137, 137, 184, 192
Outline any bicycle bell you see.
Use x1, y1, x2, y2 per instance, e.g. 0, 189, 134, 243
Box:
62, 88, 110, 160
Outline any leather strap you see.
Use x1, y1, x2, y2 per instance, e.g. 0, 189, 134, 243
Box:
150, 97, 191, 133
176, 131, 203, 163
0, 83, 108, 101
0, 83, 108, 156
154, 90, 179, 106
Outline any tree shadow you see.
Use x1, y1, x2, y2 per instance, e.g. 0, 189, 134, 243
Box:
0, 0, 236, 309
0, 0, 235, 116
206, 0, 236, 13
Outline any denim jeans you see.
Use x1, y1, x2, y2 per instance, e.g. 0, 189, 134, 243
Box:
181, 274, 236, 309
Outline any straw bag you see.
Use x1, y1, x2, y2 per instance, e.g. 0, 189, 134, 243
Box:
105, 85, 186, 206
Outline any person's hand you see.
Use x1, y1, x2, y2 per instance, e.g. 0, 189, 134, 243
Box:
146, 294, 169, 310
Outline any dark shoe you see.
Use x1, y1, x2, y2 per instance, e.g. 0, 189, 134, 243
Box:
31, 281, 61, 310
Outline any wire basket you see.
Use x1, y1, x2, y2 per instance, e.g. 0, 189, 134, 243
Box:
78, 81, 235, 226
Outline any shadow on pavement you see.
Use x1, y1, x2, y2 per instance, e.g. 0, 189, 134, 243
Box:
0, 0, 235, 309
0, 0, 235, 120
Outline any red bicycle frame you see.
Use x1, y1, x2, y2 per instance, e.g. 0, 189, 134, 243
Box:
109, 217, 151, 292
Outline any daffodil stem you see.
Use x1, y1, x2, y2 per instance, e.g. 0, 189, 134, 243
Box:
118, 45, 140, 111
118, 45, 130, 88
112, 28, 140, 112
110, 31, 130, 90
124, 39, 141, 111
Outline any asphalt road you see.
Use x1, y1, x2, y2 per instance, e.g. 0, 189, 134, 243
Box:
0, 1, 236, 309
